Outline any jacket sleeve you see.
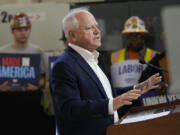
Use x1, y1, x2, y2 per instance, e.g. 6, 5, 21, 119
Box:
51, 61, 110, 121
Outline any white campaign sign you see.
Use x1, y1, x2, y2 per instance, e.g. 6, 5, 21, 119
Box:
110, 60, 147, 88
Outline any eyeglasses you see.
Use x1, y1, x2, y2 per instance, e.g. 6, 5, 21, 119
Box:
79, 24, 100, 31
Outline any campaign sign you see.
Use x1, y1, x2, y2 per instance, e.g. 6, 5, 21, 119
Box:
111, 60, 147, 88
48, 56, 59, 74
0, 53, 40, 88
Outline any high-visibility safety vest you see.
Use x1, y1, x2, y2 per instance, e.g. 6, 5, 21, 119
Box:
111, 48, 157, 64
110, 48, 158, 88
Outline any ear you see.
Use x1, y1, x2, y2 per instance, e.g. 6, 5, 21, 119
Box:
69, 31, 77, 44
69, 31, 76, 39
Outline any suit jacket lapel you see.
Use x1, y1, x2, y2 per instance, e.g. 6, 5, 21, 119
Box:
67, 47, 108, 98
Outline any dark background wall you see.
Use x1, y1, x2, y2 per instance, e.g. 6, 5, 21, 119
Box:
71, 0, 180, 77
71, 0, 180, 52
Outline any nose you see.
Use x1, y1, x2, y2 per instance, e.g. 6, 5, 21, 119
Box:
18, 28, 29, 34
93, 26, 101, 34
21, 29, 27, 33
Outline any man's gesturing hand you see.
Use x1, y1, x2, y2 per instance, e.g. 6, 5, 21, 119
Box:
134, 73, 162, 94
113, 89, 141, 110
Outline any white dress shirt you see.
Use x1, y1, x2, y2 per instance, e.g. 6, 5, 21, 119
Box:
69, 43, 119, 123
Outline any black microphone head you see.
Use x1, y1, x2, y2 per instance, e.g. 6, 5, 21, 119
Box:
139, 59, 146, 64
139, 58, 169, 73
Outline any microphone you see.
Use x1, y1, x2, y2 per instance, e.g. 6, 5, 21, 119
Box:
139, 59, 169, 73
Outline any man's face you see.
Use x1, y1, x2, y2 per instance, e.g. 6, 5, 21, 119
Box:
12, 27, 31, 44
126, 33, 145, 52
69, 12, 101, 52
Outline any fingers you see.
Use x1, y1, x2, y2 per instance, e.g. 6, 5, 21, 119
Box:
128, 89, 142, 94
27, 83, 38, 91
2, 81, 8, 86
113, 89, 141, 110
150, 73, 162, 83
150, 84, 160, 90
152, 73, 160, 77
150, 73, 160, 80
140, 73, 162, 94
123, 90, 141, 100
151, 75, 162, 82
0, 81, 10, 91
122, 93, 140, 101
148, 74, 162, 88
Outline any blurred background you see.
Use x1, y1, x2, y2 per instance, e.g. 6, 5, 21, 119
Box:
0, 0, 180, 135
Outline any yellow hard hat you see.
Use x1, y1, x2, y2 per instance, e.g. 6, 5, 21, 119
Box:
122, 16, 148, 34
10, 12, 31, 29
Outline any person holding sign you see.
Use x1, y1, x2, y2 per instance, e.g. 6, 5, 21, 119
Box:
0, 12, 46, 91
51, 8, 162, 135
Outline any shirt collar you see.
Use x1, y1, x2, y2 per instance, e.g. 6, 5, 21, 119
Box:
69, 43, 99, 64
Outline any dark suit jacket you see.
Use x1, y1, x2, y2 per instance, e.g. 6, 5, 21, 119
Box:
51, 47, 117, 135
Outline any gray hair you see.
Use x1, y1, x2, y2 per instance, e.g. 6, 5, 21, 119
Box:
62, 7, 91, 39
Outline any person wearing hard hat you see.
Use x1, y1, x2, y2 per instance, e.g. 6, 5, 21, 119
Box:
110, 16, 160, 105
0, 12, 46, 91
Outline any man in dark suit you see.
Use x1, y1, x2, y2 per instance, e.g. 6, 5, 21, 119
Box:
51, 8, 162, 135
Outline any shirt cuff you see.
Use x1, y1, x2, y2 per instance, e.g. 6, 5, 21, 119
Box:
108, 98, 114, 115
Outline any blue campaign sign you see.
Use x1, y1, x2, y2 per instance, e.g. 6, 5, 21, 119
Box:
48, 56, 59, 74
0, 53, 40, 88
